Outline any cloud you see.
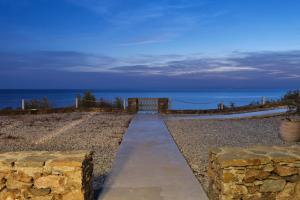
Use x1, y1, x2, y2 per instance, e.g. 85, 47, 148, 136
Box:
65, 0, 224, 45
0, 50, 299, 82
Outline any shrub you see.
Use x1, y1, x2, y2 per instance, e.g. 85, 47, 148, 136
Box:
283, 90, 300, 114
25, 97, 51, 109
79, 91, 97, 108
114, 97, 123, 109
99, 98, 112, 108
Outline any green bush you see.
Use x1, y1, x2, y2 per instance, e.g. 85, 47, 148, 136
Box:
78, 91, 97, 108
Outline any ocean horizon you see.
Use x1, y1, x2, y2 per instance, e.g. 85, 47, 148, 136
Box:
0, 88, 291, 110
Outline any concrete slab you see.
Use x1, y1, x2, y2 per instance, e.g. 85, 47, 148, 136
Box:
98, 114, 208, 200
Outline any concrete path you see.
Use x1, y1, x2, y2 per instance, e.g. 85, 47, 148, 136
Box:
98, 114, 208, 200
166, 108, 287, 121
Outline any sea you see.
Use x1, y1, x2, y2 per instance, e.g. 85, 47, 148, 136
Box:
0, 89, 290, 110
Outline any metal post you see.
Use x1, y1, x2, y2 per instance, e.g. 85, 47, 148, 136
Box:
22, 99, 25, 110
75, 97, 79, 109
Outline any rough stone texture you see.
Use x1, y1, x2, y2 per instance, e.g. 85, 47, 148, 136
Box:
0, 113, 132, 194
0, 151, 93, 200
208, 146, 300, 200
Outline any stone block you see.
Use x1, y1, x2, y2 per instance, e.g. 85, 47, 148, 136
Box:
0, 151, 93, 200
208, 146, 300, 200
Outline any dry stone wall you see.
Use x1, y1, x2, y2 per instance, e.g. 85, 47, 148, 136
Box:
208, 146, 300, 200
0, 151, 93, 200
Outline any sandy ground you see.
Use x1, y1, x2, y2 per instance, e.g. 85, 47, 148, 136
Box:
165, 115, 300, 193
0, 112, 132, 194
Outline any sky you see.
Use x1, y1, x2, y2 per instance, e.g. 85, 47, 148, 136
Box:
0, 0, 300, 89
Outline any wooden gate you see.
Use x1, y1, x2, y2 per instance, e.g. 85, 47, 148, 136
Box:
138, 98, 159, 113
127, 98, 169, 113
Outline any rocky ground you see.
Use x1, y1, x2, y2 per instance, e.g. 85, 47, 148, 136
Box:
165, 115, 300, 193
0, 112, 132, 193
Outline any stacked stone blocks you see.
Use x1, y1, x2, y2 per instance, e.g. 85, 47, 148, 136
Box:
208, 146, 300, 200
0, 151, 93, 200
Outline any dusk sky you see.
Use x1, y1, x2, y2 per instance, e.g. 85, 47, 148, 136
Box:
0, 0, 300, 89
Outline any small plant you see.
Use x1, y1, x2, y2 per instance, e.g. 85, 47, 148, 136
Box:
114, 97, 123, 109
283, 90, 300, 115
79, 91, 97, 108
229, 102, 235, 109
99, 98, 112, 108
25, 97, 51, 109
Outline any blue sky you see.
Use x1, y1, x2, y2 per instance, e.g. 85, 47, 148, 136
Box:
0, 0, 300, 89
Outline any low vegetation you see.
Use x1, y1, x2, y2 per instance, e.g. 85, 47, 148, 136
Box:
283, 90, 300, 114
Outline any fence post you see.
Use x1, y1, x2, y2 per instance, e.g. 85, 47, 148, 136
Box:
261, 96, 266, 105
21, 99, 25, 110
123, 99, 126, 110
75, 97, 79, 109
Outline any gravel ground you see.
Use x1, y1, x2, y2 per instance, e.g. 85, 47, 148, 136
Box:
0, 112, 132, 193
165, 115, 300, 193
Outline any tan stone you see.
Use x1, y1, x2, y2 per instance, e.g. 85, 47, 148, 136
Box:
269, 152, 299, 163
207, 167, 215, 179
222, 183, 248, 195
263, 164, 274, 172
0, 172, 8, 181
0, 189, 16, 200
294, 182, 300, 197
0, 182, 5, 190
29, 187, 52, 196
260, 179, 286, 192
62, 189, 84, 200
247, 185, 259, 194
243, 192, 262, 200
6, 175, 32, 189
14, 167, 43, 178
244, 169, 270, 183
222, 172, 235, 183
15, 156, 51, 168
253, 180, 263, 185
65, 170, 82, 188
14, 171, 33, 183
217, 151, 270, 168
276, 182, 296, 200
45, 157, 83, 172
35, 175, 67, 190
275, 165, 298, 176
31, 195, 54, 200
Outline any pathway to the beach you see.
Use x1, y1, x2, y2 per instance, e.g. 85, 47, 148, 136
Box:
98, 114, 208, 200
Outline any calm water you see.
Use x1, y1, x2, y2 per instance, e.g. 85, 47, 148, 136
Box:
0, 89, 289, 110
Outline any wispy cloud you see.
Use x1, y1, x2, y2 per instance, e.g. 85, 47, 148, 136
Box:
65, 0, 226, 45
1, 50, 299, 82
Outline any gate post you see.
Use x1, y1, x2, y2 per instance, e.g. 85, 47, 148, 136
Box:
128, 98, 138, 113
158, 98, 169, 113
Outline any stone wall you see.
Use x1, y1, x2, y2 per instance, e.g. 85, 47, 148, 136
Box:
208, 146, 300, 200
0, 151, 93, 200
